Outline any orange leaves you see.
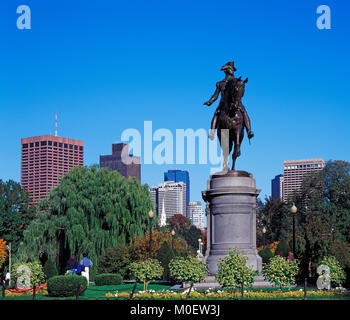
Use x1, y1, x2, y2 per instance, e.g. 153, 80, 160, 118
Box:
132, 229, 187, 260
0, 239, 7, 267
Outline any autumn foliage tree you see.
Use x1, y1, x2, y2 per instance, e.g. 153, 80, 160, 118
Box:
0, 239, 7, 269
132, 229, 188, 260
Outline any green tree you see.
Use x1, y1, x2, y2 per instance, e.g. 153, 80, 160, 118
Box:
17, 166, 153, 276
156, 241, 175, 281
43, 259, 58, 280
169, 256, 207, 298
262, 255, 299, 288
0, 180, 36, 252
129, 259, 164, 291
293, 160, 350, 279
257, 196, 293, 245
98, 244, 131, 279
320, 256, 346, 287
216, 248, 257, 293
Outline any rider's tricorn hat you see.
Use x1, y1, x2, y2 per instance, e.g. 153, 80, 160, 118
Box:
221, 61, 237, 72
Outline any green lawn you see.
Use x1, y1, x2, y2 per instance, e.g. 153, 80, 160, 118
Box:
3, 283, 350, 300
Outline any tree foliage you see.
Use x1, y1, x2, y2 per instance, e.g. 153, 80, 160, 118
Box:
262, 255, 299, 288
156, 241, 175, 281
320, 256, 346, 287
132, 229, 188, 260
129, 259, 164, 291
17, 166, 153, 274
0, 180, 35, 253
216, 248, 257, 291
98, 244, 132, 279
0, 238, 7, 270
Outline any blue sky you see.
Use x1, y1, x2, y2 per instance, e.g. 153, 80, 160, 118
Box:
0, 0, 349, 210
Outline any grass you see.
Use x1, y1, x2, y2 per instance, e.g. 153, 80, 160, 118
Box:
3, 283, 350, 300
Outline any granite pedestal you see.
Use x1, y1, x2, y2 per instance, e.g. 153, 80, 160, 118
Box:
196, 170, 273, 289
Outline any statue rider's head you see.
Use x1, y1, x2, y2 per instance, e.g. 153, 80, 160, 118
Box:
220, 61, 236, 76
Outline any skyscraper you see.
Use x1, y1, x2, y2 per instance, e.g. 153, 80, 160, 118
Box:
282, 158, 324, 203
164, 170, 189, 216
100, 143, 141, 181
188, 201, 205, 229
271, 174, 283, 201
21, 135, 84, 204
150, 181, 187, 222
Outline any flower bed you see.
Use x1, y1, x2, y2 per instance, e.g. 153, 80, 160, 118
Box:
5, 283, 48, 297
105, 288, 350, 300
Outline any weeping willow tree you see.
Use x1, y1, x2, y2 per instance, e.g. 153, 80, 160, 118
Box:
17, 165, 154, 277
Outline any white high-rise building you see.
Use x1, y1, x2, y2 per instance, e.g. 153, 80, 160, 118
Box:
188, 201, 205, 229
150, 181, 187, 223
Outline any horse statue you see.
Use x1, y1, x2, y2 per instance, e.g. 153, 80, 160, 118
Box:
217, 76, 248, 171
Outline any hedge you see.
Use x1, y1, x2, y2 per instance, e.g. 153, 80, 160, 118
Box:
95, 273, 123, 286
47, 275, 88, 297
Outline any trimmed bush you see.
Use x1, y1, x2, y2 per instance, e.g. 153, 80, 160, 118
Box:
216, 248, 257, 292
262, 255, 299, 288
95, 273, 123, 286
47, 275, 87, 297
43, 259, 58, 280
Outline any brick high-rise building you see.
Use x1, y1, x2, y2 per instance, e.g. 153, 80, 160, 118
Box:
282, 158, 324, 203
100, 143, 141, 181
21, 135, 84, 204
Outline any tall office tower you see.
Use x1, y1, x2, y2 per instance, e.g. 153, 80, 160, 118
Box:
282, 158, 324, 203
100, 143, 141, 181
164, 170, 190, 217
188, 201, 205, 229
152, 181, 186, 222
271, 174, 284, 201
21, 135, 84, 204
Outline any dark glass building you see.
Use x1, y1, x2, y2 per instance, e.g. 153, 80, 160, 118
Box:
100, 143, 141, 181
271, 174, 283, 201
164, 169, 190, 217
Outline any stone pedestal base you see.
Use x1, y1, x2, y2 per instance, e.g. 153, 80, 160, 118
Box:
200, 170, 273, 288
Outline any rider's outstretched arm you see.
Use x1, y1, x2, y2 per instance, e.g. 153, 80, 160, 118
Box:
204, 82, 220, 106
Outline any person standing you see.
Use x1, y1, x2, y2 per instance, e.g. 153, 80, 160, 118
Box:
80, 253, 93, 285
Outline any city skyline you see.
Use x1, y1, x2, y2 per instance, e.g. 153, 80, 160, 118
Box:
1, 0, 350, 205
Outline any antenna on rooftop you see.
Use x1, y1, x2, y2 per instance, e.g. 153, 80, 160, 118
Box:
55, 111, 58, 136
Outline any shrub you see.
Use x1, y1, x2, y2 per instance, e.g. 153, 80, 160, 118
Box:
95, 273, 123, 286
262, 255, 299, 288
11, 261, 46, 287
169, 256, 207, 297
129, 259, 163, 291
320, 256, 346, 287
156, 242, 175, 281
98, 244, 131, 279
43, 259, 58, 280
216, 248, 257, 292
47, 275, 87, 297
258, 247, 274, 264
